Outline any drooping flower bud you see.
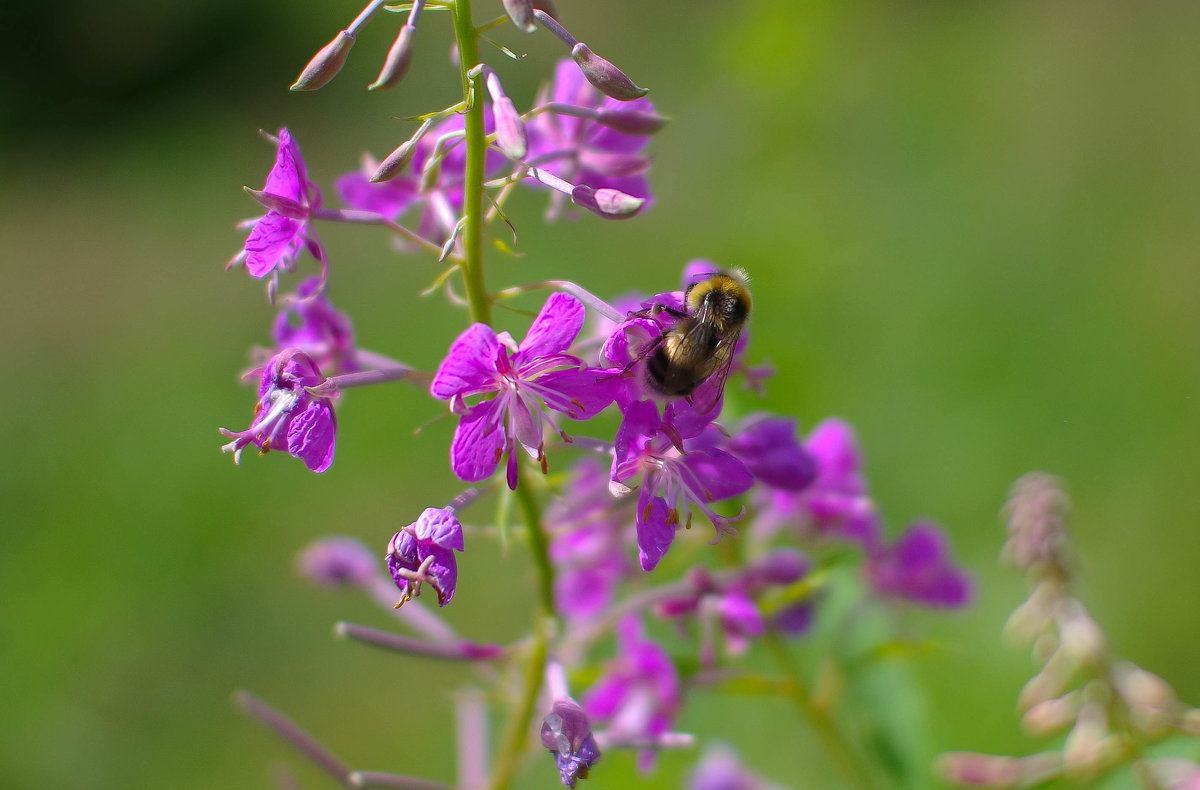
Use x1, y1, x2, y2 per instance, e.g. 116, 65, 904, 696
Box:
371, 139, 418, 182
1020, 691, 1081, 736
502, 0, 537, 33
540, 698, 600, 788
369, 24, 417, 91
570, 184, 645, 219
291, 30, 356, 91
570, 43, 648, 101
1111, 661, 1178, 736
593, 108, 670, 135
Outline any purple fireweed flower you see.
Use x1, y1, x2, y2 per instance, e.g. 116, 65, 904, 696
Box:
865, 521, 972, 609
754, 418, 881, 549
220, 350, 336, 472
611, 399, 754, 570
337, 112, 505, 244
549, 458, 633, 622
232, 128, 325, 279
526, 59, 656, 219
387, 506, 465, 607
298, 536, 377, 587
272, 277, 357, 376
541, 697, 601, 788
584, 618, 682, 772
431, 293, 620, 489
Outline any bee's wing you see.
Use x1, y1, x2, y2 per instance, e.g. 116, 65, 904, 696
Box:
685, 325, 742, 416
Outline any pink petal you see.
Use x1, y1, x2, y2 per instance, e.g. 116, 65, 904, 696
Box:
516, 293, 585, 362
431, 324, 500, 399
449, 401, 505, 482
679, 449, 754, 502
243, 212, 301, 277
636, 494, 674, 571
287, 401, 337, 472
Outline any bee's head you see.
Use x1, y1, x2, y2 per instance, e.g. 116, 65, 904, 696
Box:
684, 268, 752, 332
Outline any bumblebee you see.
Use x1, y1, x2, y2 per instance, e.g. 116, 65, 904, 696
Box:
641, 267, 752, 403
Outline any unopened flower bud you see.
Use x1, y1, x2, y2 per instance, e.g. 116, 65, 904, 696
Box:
502, 0, 537, 32
1003, 472, 1072, 577
369, 24, 417, 91
1146, 759, 1200, 790
570, 43, 648, 101
485, 71, 527, 160
1003, 580, 1063, 644
935, 753, 1023, 787
540, 698, 600, 788
291, 30, 356, 91
1021, 691, 1080, 736
593, 108, 670, 135
1062, 703, 1109, 780
372, 140, 417, 183
937, 752, 1060, 788
571, 184, 644, 219
1112, 661, 1177, 736
1057, 602, 1106, 668
1018, 655, 1069, 712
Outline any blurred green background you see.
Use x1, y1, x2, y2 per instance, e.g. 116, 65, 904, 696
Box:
4, 0, 1200, 788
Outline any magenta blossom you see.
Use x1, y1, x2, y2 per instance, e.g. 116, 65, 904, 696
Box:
526, 59, 657, 219
754, 418, 881, 549
220, 350, 336, 472
865, 521, 972, 609
387, 507, 465, 607
272, 277, 357, 375
583, 618, 682, 772
611, 399, 754, 571
431, 293, 620, 489
232, 128, 325, 278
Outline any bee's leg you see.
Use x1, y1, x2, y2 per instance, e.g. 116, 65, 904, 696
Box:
627, 303, 687, 320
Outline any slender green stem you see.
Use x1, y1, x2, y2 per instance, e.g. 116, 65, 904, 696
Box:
488, 618, 548, 790
451, 0, 491, 325
516, 479, 556, 616
488, 481, 557, 790
762, 630, 875, 790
